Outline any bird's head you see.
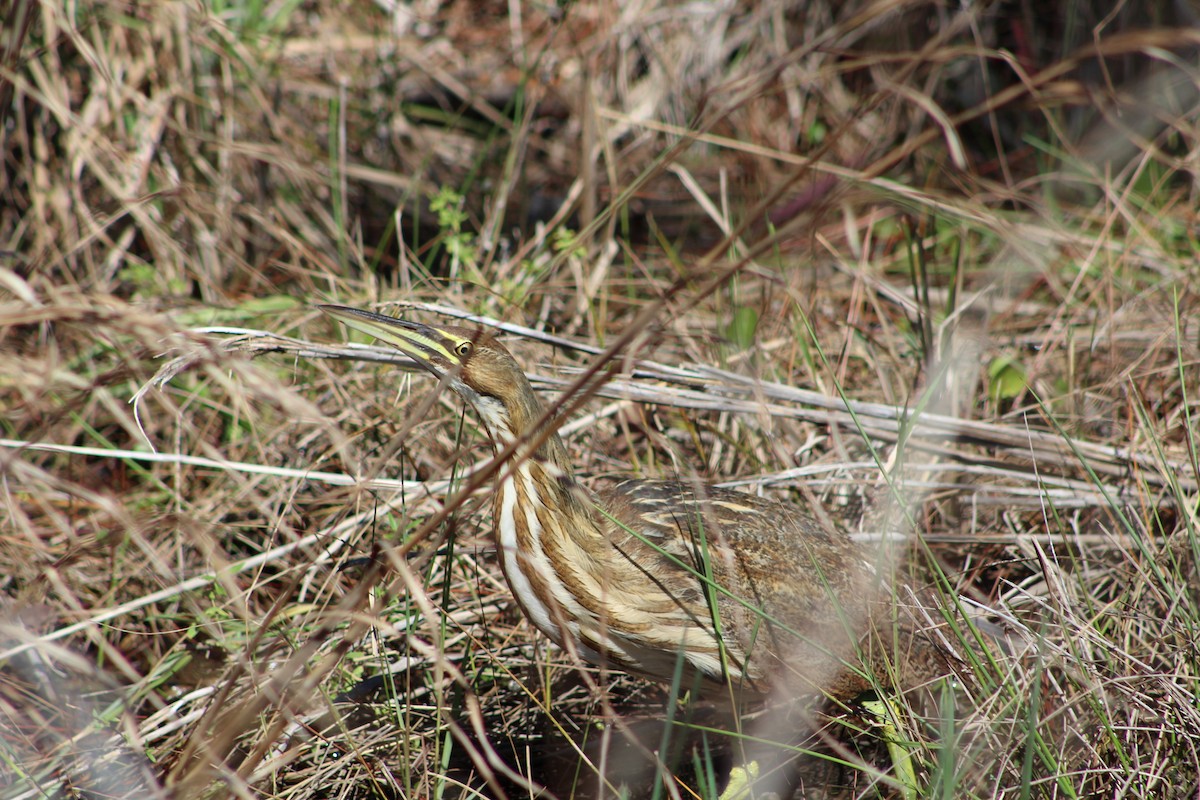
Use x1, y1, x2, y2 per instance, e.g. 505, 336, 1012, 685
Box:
319, 304, 535, 438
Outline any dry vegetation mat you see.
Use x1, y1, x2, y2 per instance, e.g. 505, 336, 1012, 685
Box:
2, 1, 1199, 798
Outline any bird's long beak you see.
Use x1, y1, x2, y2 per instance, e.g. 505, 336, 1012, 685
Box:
318, 304, 462, 371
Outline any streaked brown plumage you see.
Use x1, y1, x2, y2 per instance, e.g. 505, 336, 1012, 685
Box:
321, 305, 975, 701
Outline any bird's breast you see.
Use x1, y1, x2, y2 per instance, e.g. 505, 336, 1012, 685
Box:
494, 470, 564, 644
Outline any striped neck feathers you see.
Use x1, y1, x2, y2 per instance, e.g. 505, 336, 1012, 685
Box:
461, 370, 575, 482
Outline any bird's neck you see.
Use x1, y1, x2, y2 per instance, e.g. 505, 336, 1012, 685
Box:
484, 381, 576, 480
482, 380, 606, 654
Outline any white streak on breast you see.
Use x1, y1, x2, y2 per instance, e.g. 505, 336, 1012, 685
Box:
496, 472, 560, 642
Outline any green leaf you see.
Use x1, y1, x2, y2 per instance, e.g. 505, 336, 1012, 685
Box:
987, 356, 1027, 401
726, 306, 759, 350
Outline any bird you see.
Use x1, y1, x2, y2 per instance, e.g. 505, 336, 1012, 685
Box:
320, 304, 985, 705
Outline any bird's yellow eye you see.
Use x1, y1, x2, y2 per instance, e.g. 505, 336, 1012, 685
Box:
455, 341, 472, 357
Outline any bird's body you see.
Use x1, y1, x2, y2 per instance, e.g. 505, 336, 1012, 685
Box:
321, 305, 966, 701
494, 470, 874, 696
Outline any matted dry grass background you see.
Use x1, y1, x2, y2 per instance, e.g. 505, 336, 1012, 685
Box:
2, 1, 1200, 798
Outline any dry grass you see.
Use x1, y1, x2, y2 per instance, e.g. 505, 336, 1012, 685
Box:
3, 1, 1199, 798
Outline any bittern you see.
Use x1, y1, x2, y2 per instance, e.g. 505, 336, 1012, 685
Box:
321, 305, 976, 702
